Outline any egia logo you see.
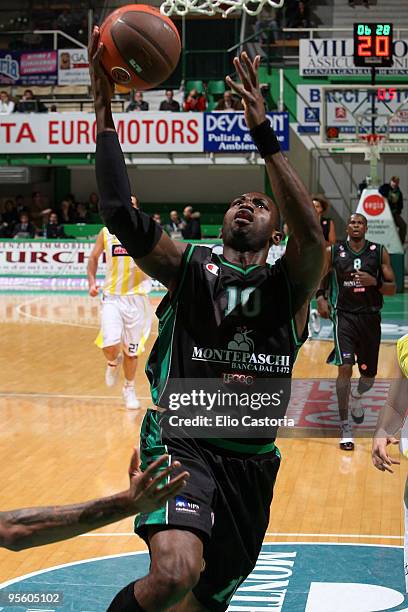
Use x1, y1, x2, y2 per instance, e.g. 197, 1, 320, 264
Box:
363, 194, 385, 216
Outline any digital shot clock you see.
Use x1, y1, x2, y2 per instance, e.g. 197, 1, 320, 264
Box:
353, 23, 393, 68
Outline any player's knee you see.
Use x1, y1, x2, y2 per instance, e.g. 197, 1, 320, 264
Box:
150, 551, 201, 600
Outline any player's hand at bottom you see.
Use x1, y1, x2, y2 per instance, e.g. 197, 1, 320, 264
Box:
372, 437, 400, 473
88, 284, 100, 297
316, 296, 330, 319
127, 450, 189, 513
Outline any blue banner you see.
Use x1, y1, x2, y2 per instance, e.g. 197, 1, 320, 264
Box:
204, 111, 289, 153
0, 51, 57, 85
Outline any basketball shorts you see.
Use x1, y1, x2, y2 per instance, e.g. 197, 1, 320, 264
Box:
134, 409, 281, 611
327, 310, 381, 377
95, 294, 152, 356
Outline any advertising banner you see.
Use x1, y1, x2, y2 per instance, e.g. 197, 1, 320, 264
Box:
204, 112, 289, 152
58, 49, 90, 85
297, 84, 408, 136
0, 112, 204, 153
0, 51, 57, 85
299, 38, 408, 76
355, 189, 403, 254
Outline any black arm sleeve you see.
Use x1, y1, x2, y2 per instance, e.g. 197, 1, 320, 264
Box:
95, 131, 162, 259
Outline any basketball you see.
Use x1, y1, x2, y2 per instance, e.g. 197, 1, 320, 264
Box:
99, 4, 181, 91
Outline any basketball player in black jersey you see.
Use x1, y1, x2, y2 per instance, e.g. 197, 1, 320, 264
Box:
89, 27, 325, 612
317, 213, 395, 451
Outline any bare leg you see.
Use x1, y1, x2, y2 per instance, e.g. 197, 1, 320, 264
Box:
103, 344, 120, 362
336, 364, 353, 422
123, 353, 137, 383
133, 527, 204, 611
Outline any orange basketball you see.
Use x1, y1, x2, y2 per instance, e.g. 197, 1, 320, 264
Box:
99, 4, 181, 91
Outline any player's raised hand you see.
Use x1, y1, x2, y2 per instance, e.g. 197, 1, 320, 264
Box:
372, 436, 400, 473
226, 52, 266, 130
88, 25, 114, 106
127, 450, 189, 513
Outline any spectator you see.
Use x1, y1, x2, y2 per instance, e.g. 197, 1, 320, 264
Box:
45, 211, 66, 238
15, 89, 47, 113
255, 5, 280, 43
288, 1, 311, 28
126, 91, 149, 112
379, 176, 407, 244
30, 191, 51, 227
312, 194, 336, 245
215, 91, 243, 111
159, 89, 180, 112
181, 205, 201, 239
88, 192, 99, 214
15, 194, 27, 215
75, 202, 91, 224
13, 212, 36, 238
1, 199, 18, 236
0, 91, 15, 114
152, 213, 162, 227
183, 89, 206, 112
59, 199, 76, 224
165, 210, 183, 238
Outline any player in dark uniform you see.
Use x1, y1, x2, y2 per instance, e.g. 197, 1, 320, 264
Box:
317, 213, 395, 451
89, 28, 325, 612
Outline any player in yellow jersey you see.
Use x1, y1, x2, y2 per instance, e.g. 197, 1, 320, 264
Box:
87, 196, 153, 409
372, 333, 408, 590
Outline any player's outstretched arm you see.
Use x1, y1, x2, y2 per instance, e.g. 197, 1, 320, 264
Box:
227, 53, 325, 307
379, 247, 396, 295
88, 27, 185, 288
87, 229, 104, 296
0, 451, 188, 551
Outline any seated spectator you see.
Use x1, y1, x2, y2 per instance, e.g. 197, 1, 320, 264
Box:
183, 89, 206, 112
152, 213, 162, 227
215, 91, 243, 111
255, 5, 280, 43
30, 190, 51, 227
288, 1, 311, 28
126, 91, 149, 112
58, 199, 76, 224
0, 91, 15, 114
165, 210, 183, 238
75, 202, 91, 224
15, 89, 47, 113
13, 212, 36, 238
15, 194, 27, 215
46, 211, 67, 238
88, 192, 99, 214
379, 176, 407, 244
1, 199, 18, 236
181, 206, 201, 239
312, 195, 336, 245
159, 89, 180, 112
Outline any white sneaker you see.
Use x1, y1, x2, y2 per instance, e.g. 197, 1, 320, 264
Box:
340, 422, 354, 451
350, 393, 364, 424
123, 385, 140, 410
105, 353, 123, 388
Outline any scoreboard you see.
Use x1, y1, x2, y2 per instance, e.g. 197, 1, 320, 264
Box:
353, 23, 393, 67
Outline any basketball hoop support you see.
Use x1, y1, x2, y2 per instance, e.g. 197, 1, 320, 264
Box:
359, 134, 385, 188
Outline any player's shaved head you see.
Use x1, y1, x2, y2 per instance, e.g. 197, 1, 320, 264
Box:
348, 213, 367, 226
222, 191, 279, 254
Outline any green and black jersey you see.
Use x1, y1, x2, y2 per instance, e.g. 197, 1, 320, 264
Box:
146, 244, 308, 450
328, 240, 384, 314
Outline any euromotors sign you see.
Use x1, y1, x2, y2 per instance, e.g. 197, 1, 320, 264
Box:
300, 38, 408, 75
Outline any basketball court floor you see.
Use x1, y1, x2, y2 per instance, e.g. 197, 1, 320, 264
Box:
0, 291, 407, 611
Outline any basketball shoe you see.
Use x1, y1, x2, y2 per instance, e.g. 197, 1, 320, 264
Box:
340, 422, 354, 451
350, 392, 365, 424
123, 384, 140, 410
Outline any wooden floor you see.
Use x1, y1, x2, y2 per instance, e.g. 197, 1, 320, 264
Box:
0, 294, 405, 583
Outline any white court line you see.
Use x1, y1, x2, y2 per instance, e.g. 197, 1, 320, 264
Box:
0, 392, 151, 400
78, 532, 403, 539
15, 295, 98, 330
